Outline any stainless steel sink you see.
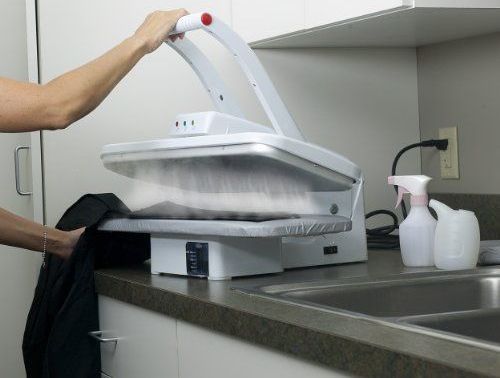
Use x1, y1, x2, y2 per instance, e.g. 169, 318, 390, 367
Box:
404, 309, 500, 345
247, 271, 500, 318
235, 269, 500, 347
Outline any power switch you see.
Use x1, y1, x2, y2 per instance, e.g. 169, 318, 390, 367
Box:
323, 246, 338, 255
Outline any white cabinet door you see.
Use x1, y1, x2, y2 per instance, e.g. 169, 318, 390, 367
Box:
0, 1, 38, 377
177, 320, 352, 378
305, 0, 411, 29
98, 297, 354, 377
0, 134, 36, 378
232, 0, 305, 42
98, 296, 178, 378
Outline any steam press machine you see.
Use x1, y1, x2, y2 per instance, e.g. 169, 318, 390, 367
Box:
99, 13, 367, 280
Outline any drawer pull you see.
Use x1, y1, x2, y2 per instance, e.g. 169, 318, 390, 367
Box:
88, 331, 119, 345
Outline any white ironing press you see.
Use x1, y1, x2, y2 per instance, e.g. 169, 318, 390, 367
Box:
99, 13, 367, 280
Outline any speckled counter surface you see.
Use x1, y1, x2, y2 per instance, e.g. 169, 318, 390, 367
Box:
95, 250, 500, 378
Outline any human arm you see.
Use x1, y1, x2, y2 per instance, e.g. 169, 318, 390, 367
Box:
0, 207, 83, 259
0, 8, 188, 133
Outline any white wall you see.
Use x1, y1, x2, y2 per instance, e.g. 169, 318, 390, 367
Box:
38, 0, 421, 226
255, 48, 421, 216
418, 32, 500, 194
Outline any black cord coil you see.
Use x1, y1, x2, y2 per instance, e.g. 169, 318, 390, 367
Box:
365, 138, 448, 249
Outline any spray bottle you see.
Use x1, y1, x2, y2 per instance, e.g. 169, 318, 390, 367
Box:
388, 175, 436, 267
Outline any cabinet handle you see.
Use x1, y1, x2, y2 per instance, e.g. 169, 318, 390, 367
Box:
14, 146, 32, 196
88, 331, 119, 345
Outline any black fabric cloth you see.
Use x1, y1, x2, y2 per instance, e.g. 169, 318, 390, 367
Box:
23, 194, 150, 378
131, 200, 298, 221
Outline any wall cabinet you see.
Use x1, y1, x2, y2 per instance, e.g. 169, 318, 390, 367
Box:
231, 0, 411, 43
98, 295, 351, 378
233, 0, 500, 48
231, 0, 305, 42
305, 0, 410, 29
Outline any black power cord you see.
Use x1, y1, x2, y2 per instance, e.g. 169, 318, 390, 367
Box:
365, 210, 400, 249
366, 138, 449, 249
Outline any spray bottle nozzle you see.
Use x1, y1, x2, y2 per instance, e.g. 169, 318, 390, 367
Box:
388, 176, 409, 208
388, 175, 432, 208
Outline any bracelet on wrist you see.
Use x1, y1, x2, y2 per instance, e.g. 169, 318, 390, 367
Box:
42, 229, 48, 268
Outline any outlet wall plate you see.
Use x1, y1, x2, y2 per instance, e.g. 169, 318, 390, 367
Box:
439, 126, 460, 179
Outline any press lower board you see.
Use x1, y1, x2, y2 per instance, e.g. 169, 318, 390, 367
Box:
98, 215, 352, 238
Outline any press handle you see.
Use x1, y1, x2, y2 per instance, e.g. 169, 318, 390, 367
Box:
88, 331, 119, 345
170, 12, 213, 35
14, 146, 32, 196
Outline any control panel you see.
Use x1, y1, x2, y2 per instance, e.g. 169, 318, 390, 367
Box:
186, 242, 209, 277
170, 113, 212, 137
169, 111, 271, 137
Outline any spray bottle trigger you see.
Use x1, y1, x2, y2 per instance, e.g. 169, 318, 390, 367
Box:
395, 187, 409, 209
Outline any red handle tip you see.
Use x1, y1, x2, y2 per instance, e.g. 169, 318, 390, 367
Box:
201, 13, 213, 26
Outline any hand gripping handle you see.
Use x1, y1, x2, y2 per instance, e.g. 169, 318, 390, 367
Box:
170, 12, 213, 35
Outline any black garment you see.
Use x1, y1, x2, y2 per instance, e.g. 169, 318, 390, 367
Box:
23, 194, 150, 378
131, 200, 298, 221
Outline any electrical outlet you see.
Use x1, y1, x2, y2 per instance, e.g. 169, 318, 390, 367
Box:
439, 126, 459, 179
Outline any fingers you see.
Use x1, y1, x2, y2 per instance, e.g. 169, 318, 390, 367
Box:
175, 8, 189, 19
168, 33, 185, 43
56, 227, 85, 260
167, 9, 188, 43
168, 8, 189, 31
133, 8, 189, 53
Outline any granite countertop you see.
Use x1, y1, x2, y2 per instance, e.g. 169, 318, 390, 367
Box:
95, 250, 500, 378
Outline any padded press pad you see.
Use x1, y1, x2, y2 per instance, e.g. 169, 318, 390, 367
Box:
98, 215, 352, 238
